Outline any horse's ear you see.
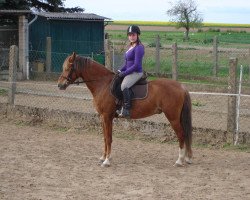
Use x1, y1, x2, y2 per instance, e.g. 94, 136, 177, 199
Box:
69, 52, 76, 63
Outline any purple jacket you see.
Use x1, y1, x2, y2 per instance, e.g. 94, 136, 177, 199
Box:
120, 44, 144, 76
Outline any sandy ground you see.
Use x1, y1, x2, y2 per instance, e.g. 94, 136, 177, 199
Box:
0, 118, 249, 200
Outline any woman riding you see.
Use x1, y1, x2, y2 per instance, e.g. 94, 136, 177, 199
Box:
117, 25, 145, 118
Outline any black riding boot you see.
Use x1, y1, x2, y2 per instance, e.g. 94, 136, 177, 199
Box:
119, 88, 132, 118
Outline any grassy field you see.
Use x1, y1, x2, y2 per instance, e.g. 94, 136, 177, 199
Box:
106, 22, 250, 82
106, 29, 250, 48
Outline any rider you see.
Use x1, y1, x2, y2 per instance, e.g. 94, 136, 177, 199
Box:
117, 25, 145, 118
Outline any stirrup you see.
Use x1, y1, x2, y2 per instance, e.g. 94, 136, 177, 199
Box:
118, 108, 130, 118
116, 108, 122, 115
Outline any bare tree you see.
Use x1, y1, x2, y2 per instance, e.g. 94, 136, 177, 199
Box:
167, 0, 203, 40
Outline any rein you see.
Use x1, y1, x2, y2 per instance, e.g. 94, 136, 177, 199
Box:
62, 74, 100, 85
72, 79, 100, 85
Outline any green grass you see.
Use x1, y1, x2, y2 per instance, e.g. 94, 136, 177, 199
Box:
0, 88, 7, 96
49, 124, 69, 132
192, 100, 205, 107
107, 30, 250, 47
14, 120, 28, 127
192, 142, 250, 152
143, 57, 244, 78
223, 143, 250, 153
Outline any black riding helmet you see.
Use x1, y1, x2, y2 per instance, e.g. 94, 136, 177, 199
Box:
127, 25, 141, 35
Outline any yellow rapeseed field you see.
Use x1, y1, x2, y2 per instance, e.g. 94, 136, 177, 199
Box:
111, 20, 250, 28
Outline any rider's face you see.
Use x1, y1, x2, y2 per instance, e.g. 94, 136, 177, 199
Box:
128, 33, 138, 43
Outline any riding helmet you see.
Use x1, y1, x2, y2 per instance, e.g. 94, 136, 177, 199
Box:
127, 25, 141, 35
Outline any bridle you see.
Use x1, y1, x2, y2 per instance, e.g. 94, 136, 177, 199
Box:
61, 60, 103, 85
59, 61, 84, 85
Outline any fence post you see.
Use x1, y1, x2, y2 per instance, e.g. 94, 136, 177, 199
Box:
213, 36, 218, 77
46, 37, 51, 73
104, 33, 113, 71
18, 15, 28, 79
155, 35, 160, 76
8, 45, 18, 106
249, 48, 250, 80
172, 42, 178, 80
227, 57, 237, 143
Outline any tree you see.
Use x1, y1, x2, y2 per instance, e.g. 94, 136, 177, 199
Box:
0, 0, 29, 25
167, 0, 203, 40
0, 0, 29, 10
29, 0, 84, 13
0, 0, 84, 25
0, 0, 84, 13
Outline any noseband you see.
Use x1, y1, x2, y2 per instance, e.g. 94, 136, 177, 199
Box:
60, 61, 82, 85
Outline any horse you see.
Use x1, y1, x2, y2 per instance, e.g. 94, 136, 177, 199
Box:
58, 52, 193, 167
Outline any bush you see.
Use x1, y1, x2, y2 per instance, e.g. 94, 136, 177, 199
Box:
148, 42, 162, 48
208, 28, 221, 32
203, 38, 213, 44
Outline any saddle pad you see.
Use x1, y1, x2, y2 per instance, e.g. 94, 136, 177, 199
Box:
131, 84, 148, 100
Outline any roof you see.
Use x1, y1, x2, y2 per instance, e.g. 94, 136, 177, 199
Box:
36, 12, 111, 21
0, 10, 32, 16
0, 10, 111, 21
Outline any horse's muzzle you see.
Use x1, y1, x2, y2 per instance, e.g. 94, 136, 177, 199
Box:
58, 83, 67, 90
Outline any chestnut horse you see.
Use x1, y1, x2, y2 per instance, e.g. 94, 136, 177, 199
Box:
58, 52, 192, 167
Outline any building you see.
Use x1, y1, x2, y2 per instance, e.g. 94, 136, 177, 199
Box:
0, 10, 110, 79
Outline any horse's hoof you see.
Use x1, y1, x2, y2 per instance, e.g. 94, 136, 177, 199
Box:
101, 162, 110, 167
173, 162, 184, 167
101, 159, 110, 167
185, 158, 192, 164
99, 156, 105, 162
98, 160, 104, 166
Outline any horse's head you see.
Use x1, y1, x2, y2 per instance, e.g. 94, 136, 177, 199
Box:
58, 52, 79, 90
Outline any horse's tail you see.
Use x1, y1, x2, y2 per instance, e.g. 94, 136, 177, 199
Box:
181, 90, 193, 158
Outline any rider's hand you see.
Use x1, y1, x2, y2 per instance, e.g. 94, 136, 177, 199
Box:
118, 71, 125, 78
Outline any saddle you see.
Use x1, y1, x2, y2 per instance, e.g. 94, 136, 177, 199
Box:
110, 71, 148, 105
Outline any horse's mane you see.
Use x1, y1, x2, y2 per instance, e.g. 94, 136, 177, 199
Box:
76, 55, 115, 75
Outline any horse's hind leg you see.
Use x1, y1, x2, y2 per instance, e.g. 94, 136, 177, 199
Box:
169, 119, 186, 167
185, 151, 192, 164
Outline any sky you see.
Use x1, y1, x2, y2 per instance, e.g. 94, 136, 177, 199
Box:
64, 0, 250, 24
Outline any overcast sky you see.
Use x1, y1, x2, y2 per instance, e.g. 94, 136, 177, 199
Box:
64, 0, 250, 24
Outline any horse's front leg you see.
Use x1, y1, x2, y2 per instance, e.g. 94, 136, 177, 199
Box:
100, 122, 107, 163
99, 118, 107, 163
100, 114, 113, 167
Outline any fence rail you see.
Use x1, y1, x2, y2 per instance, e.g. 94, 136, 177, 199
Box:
0, 80, 249, 143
